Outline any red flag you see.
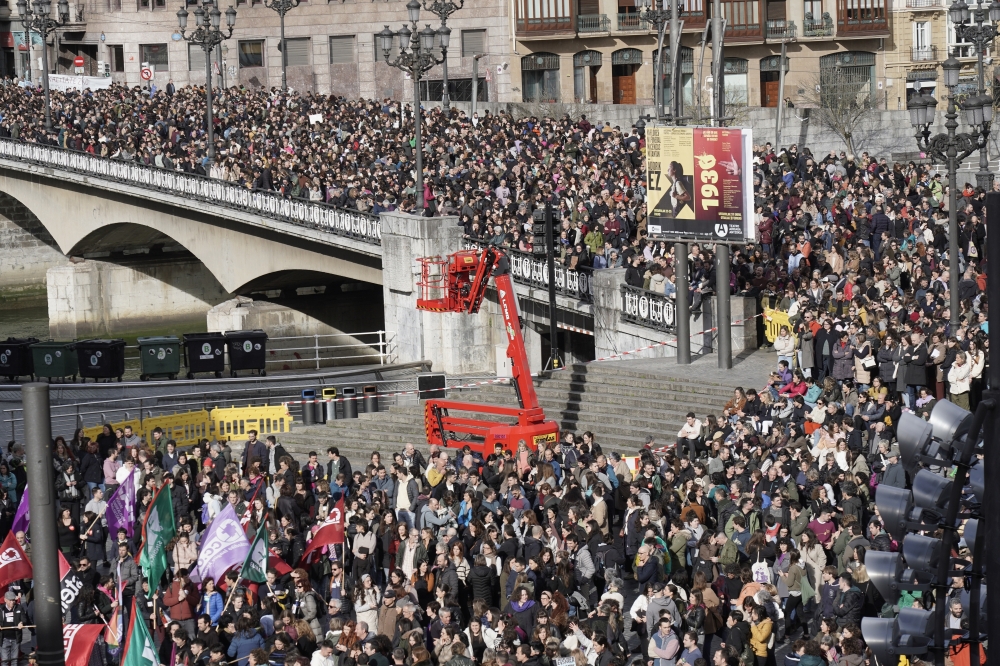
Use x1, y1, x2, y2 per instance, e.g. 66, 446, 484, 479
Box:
297, 497, 344, 565
268, 549, 292, 576
63, 624, 104, 666
241, 483, 263, 532
0, 531, 31, 588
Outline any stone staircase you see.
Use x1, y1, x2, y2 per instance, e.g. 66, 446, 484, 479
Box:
280, 363, 737, 461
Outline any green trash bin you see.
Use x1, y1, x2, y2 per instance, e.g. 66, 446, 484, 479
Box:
29, 341, 78, 382
137, 336, 181, 381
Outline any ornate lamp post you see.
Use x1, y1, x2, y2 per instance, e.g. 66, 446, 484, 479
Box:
421, 0, 462, 109
177, 0, 236, 167
636, 0, 672, 121
910, 54, 994, 332
16, 0, 69, 131
949, 0, 1000, 190
378, 0, 446, 212
262, 0, 298, 91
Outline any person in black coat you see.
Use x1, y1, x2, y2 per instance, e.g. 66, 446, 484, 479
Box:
468, 555, 498, 607
903, 334, 929, 408
813, 319, 838, 382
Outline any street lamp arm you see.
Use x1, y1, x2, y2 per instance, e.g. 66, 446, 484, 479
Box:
422, 0, 463, 23
916, 130, 980, 163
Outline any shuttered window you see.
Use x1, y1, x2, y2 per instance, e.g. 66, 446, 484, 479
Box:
238, 40, 264, 67
329, 35, 355, 64
283, 37, 311, 66
188, 43, 220, 71
460, 29, 485, 57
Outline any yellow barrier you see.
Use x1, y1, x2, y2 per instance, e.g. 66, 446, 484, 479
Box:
140, 410, 212, 448
82, 418, 143, 443
211, 405, 293, 442
763, 308, 793, 344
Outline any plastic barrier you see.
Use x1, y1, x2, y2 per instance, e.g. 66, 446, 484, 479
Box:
211, 405, 293, 441
140, 410, 212, 448
763, 308, 794, 344
82, 418, 143, 443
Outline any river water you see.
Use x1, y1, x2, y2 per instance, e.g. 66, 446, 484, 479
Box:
0, 305, 49, 340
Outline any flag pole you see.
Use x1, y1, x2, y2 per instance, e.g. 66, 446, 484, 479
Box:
221, 579, 241, 613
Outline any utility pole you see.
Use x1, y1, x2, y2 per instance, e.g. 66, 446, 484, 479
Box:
716, 244, 731, 368
22, 383, 65, 666
775, 33, 790, 147
710, 0, 723, 125
472, 53, 483, 118
983, 191, 1000, 651
545, 202, 560, 370
675, 242, 690, 364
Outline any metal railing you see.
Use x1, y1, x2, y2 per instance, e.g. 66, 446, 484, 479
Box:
0, 139, 382, 246
802, 13, 834, 35
464, 241, 594, 302
2, 371, 498, 442
766, 19, 797, 39
577, 13, 611, 31
906, 0, 941, 7
912, 46, 937, 61
616, 12, 650, 30
620, 284, 676, 333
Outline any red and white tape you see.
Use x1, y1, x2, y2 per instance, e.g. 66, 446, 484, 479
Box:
283, 377, 512, 405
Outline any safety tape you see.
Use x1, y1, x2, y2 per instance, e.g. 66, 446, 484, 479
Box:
283, 377, 513, 405
557, 323, 594, 336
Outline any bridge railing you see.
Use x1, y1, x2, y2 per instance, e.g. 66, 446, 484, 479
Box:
463, 240, 594, 302
620, 284, 677, 333
0, 138, 382, 246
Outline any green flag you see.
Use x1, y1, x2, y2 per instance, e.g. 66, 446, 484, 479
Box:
121, 599, 156, 666
139, 483, 175, 595
239, 521, 269, 584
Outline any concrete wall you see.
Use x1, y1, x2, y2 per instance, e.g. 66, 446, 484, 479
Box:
0, 200, 66, 307
47, 258, 231, 339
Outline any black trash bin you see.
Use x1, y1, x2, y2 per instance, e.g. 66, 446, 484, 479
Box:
182, 333, 226, 379
314, 388, 327, 424
322, 388, 338, 421
76, 339, 127, 382
301, 389, 316, 426
363, 385, 379, 413
0, 338, 38, 382
225, 330, 269, 377
342, 387, 358, 419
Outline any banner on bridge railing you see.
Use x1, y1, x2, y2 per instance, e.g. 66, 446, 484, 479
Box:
0, 139, 381, 244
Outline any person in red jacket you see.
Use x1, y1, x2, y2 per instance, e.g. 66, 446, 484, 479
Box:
163, 568, 200, 637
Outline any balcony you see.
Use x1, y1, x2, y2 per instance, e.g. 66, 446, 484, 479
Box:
680, 0, 708, 29
617, 12, 650, 30
954, 43, 990, 58
514, 0, 575, 35
723, 0, 765, 41
912, 45, 937, 60
906, 0, 942, 7
803, 11, 834, 34
578, 13, 611, 31
836, 0, 890, 35
766, 18, 797, 39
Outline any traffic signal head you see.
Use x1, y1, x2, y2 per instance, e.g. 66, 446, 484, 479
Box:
862, 608, 934, 666
531, 209, 547, 256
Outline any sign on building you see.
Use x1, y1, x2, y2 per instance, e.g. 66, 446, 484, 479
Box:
644, 126, 753, 242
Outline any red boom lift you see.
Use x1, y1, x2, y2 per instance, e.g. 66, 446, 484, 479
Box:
416, 246, 559, 455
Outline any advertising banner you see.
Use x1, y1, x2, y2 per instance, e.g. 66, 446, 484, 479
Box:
645, 126, 753, 242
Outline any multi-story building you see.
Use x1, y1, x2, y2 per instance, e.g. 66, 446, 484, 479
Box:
0, 0, 516, 100
510, 0, 891, 112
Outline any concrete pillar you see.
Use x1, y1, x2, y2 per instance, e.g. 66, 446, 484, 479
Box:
524, 321, 544, 375
380, 211, 495, 374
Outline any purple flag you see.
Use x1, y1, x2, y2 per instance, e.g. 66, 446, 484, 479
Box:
11, 485, 28, 535
191, 503, 248, 584
106, 469, 136, 539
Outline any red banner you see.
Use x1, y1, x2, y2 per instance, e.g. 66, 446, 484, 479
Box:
297, 497, 344, 565
63, 624, 104, 666
0, 532, 31, 588
691, 128, 746, 231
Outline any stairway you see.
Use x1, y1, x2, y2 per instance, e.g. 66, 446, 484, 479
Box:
279, 363, 737, 461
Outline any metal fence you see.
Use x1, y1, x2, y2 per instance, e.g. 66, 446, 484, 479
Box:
0, 139, 382, 245
464, 241, 594, 302
620, 284, 676, 333
1, 371, 497, 442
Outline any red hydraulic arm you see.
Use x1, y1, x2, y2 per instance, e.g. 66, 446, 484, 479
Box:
416, 246, 558, 455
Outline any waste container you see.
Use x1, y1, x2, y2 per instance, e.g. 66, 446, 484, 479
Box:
76, 339, 127, 382
137, 336, 181, 381
0, 338, 38, 382
363, 385, 379, 414
301, 389, 316, 425
418, 373, 447, 399
30, 341, 78, 382
225, 330, 269, 377
182, 333, 226, 379
322, 388, 338, 421
314, 388, 327, 424
342, 386, 358, 419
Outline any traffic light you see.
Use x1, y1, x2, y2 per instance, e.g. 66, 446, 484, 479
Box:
532, 209, 547, 257
861, 401, 981, 666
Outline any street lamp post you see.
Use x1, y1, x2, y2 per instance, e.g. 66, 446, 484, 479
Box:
378, 0, 446, 213
16, 0, 69, 131
421, 0, 462, 109
637, 0, 672, 121
950, 0, 1000, 190
909, 54, 993, 333
262, 0, 298, 91
177, 0, 236, 167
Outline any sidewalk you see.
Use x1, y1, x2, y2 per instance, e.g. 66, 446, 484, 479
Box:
600, 347, 776, 391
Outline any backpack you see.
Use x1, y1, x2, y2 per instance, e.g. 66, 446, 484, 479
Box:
595, 548, 620, 581
740, 637, 756, 666
310, 590, 329, 619
719, 538, 740, 567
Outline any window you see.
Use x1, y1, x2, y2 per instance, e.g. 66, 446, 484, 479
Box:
238, 40, 264, 67
111, 45, 124, 71
329, 35, 355, 64
419, 78, 487, 101
140, 43, 168, 67
521, 53, 560, 103
460, 29, 485, 57
188, 43, 220, 71
803, 0, 822, 20
282, 37, 310, 66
